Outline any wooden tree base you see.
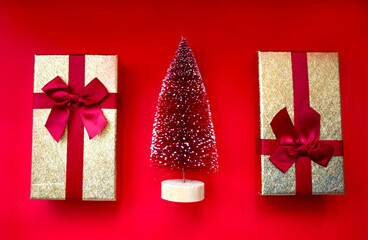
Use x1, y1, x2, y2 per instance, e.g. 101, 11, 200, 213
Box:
161, 179, 204, 203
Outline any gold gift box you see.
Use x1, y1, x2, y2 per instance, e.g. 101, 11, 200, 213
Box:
258, 51, 345, 195
31, 55, 118, 200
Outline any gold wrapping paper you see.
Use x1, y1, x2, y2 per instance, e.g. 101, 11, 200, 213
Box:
258, 51, 344, 195
31, 55, 118, 200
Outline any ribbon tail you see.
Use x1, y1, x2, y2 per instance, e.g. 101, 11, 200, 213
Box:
78, 105, 107, 139
308, 142, 334, 167
45, 105, 70, 142
269, 146, 298, 173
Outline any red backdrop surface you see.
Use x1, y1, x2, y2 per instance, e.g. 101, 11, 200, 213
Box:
1, 0, 368, 239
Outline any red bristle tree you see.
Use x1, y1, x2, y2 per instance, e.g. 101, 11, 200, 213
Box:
151, 37, 218, 180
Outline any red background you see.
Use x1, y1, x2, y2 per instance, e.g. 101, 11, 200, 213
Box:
1, 0, 368, 239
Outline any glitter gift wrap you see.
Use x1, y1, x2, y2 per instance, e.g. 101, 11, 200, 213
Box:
258, 51, 345, 195
31, 55, 118, 200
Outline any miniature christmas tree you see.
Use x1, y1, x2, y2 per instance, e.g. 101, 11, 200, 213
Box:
151, 37, 218, 184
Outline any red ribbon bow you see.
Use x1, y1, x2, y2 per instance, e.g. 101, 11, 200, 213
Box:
42, 76, 109, 142
269, 103, 334, 173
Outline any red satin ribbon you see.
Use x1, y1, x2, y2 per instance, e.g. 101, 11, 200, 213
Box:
269, 105, 334, 173
291, 52, 312, 194
260, 52, 343, 195
261, 139, 344, 157
33, 55, 117, 199
41, 76, 109, 142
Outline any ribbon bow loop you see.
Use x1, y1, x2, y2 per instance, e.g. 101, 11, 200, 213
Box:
269, 103, 333, 173
42, 76, 109, 142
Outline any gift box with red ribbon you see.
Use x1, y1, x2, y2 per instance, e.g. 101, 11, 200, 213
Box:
31, 55, 118, 200
258, 51, 344, 195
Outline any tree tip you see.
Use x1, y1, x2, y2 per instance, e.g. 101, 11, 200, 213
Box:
180, 36, 188, 45
178, 36, 190, 50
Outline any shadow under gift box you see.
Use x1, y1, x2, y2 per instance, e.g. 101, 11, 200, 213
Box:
258, 51, 345, 195
31, 55, 118, 201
